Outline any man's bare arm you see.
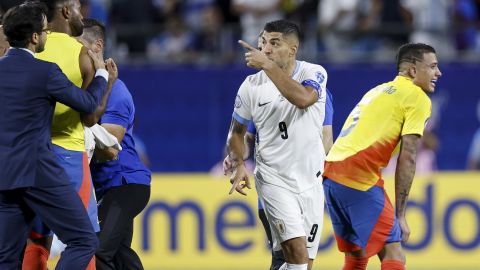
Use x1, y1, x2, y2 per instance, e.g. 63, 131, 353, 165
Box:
243, 132, 255, 160
395, 134, 421, 218
93, 123, 126, 161
227, 118, 248, 170
79, 46, 113, 126
223, 131, 254, 176
239, 40, 318, 109
226, 118, 251, 195
263, 62, 318, 109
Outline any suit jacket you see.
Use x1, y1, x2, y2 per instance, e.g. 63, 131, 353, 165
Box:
0, 48, 107, 190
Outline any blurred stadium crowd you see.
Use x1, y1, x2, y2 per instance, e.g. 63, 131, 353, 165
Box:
4, 0, 478, 64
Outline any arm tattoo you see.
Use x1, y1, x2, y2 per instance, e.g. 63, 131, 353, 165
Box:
403, 137, 418, 156
232, 119, 247, 134
396, 191, 410, 216
395, 134, 420, 217
227, 119, 248, 169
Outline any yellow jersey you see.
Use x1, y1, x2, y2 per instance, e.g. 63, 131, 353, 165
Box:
324, 76, 431, 191
36, 32, 85, 151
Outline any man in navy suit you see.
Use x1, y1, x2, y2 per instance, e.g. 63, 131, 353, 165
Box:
0, 2, 117, 269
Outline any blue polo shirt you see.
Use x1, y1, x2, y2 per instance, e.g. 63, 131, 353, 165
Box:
90, 79, 151, 198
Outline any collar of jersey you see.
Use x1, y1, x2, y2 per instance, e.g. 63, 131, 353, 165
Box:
47, 31, 70, 38
394, 75, 424, 93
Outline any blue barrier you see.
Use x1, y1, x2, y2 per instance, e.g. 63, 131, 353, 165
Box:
120, 63, 479, 172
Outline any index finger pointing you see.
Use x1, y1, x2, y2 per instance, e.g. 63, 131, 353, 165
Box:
238, 40, 255, 51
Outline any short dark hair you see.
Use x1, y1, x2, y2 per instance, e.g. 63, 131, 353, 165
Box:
2, 1, 47, 48
264, 20, 300, 41
396, 43, 436, 71
82, 18, 105, 41
38, 0, 67, 22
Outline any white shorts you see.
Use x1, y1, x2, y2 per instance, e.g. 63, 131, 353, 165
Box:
256, 180, 324, 259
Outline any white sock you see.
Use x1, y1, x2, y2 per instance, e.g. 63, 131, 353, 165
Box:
286, 263, 308, 270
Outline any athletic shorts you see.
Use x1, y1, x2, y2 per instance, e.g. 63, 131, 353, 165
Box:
323, 178, 402, 257
30, 145, 100, 238
256, 180, 324, 259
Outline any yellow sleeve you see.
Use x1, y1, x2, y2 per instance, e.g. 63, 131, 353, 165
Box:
401, 90, 431, 136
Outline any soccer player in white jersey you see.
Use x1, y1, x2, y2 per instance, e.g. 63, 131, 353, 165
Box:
226, 20, 328, 270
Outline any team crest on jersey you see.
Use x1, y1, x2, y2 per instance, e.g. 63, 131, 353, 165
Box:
234, 95, 242, 108
315, 71, 325, 84
273, 219, 286, 235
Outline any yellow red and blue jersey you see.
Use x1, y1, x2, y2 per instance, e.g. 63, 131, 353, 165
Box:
36, 32, 85, 151
324, 76, 431, 191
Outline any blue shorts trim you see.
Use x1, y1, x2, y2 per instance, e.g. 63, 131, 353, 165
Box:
323, 178, 401, 256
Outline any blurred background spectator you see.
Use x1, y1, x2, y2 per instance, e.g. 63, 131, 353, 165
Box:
232, 0, 283, 46
317, 0, 360, 61
147, 14, 198, 63
80, 0, 108, 23
452, 0, 478, 55
110, 0, 158, 58
401, 0, 455, 58
25, 0, 471, 63
2, 0, 480, 62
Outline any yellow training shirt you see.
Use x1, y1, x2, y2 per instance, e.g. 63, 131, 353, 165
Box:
324, 76, 431, 191
36, 32, 85, 151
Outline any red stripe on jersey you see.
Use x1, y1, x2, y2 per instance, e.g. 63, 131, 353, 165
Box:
324, 139, 398, 190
